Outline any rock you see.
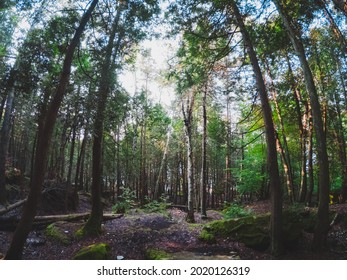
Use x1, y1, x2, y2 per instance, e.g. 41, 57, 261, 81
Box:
73, 243, 112, 260
199, 209, 328, 251
45, 222, 72, 245
26, 237, 46, 246
200, 214, 270, 250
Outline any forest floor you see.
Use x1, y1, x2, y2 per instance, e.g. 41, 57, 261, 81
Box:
1, 195, 347, 260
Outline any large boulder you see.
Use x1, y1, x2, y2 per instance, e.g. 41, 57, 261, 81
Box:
200, 214, 270, 250
199, 208, 327, 251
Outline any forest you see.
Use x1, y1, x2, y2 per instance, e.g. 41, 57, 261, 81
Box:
0, 0, 347, 260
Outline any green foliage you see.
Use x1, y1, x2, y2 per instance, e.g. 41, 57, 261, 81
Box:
142, 194, 170, 213
222, 203, 253, 219
112, 187, 136, 214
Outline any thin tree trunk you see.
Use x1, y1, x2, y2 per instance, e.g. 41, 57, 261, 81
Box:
334, 53, 347, 201
0, 88, 15, 205
200, 84, 207, 218
231, 0, 282, 256
5, 0, 98, 259
306, 108, 315, 205
332, 91, 347, 203
264, 59, 295, 202
65, 115, 77, 211
154, 125, 172, 200
81, 6, 122, 236
286, 55, 309, 202
182, 92, 195, 223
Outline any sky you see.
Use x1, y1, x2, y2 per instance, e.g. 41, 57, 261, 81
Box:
119, 36, 178, 112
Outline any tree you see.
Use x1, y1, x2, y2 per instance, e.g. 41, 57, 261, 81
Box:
80, 4, 123, 236
5, 0, 99, 259
182, 87, 196, 223
272, 0, 330, 251
230, 0, 283, 256
80, 0, 160, 235
0, 69, 15, 205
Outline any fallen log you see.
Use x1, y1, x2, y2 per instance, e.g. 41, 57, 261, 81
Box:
0, 187, 61, 216
0, 212, 123, 231
0, 198, 27, 216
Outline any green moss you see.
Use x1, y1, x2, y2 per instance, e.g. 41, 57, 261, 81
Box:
74, 228, 84, 239
145, 249, 172, 260
198, 229, 216, 243
75, 220, 103, 238
200, 207, 341, 251
73, 243, 111, 260
201, 214, 271, 250
45, 222, 71, 245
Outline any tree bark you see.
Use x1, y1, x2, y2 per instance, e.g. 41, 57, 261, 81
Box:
200, 84, 208, 218
231, 0, 283, 256
182, 91, 195, 223
5, 0, 99, 259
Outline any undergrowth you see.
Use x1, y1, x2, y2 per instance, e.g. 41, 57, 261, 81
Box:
222, 203, 253, 219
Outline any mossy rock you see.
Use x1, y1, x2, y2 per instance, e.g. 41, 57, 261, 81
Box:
200, 207, 338, 251
73, 243, 112, 260
45, 222, 72, 245
145, 249, 172, 260
201, 214, 271, 250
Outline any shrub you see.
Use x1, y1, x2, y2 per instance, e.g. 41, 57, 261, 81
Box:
222, 203, 253, 219
112, 187, 136, 214
142, 194, 170, 213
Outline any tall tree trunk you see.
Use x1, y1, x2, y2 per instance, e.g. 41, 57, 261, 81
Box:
273, 0, 330, 250
75, 127, 87, 191
182, 91, 195, 223
116, 124, 122, 201
154, 125, 172, 200
332, 91, 347, 203
5, 0, 99, 259
139, 122, 148, 204
334, 53, 347, 201
264, 59, 295, 202
321, 0, 347, 53
306, 108, 315, 205
285, 54, 309, 202
225, 98, 232, 202
0, 87, 15, 205
231, 0, 283, 256
81, 6, 122, 236
65, 114, 78, 211
200, 84, 207, 218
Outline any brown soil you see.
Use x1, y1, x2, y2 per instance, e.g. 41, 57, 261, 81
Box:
1, 198, 347, 260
